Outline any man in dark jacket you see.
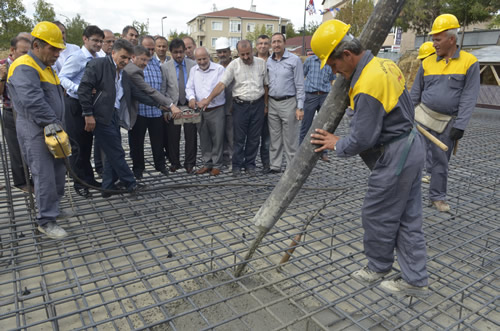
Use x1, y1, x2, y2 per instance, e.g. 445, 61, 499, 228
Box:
78, 39, 163, 197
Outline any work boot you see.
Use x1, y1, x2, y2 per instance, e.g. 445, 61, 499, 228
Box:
432, 200, 450, 212
380, 277, 429, 298
352, 266, 390, 284
38, 221, 68, 240
421, 175, 431, 184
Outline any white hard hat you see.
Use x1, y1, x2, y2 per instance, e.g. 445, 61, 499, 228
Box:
215, 37, 230, 50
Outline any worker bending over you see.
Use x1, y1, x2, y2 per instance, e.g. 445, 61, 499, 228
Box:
310, 20, 429, 297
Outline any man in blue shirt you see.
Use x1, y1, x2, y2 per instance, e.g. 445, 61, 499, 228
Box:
126, 36, 171, 179
59, 25, 104, 198
267, 33, 305, 173
299, 54, 335, 162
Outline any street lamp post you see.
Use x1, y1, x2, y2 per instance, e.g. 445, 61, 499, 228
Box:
161, 16, 167, 36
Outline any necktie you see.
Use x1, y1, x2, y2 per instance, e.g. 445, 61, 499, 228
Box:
178, 64, 186, 105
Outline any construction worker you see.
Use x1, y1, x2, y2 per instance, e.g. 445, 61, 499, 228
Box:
411, 14, 480, 212
310, 20, 429, 297
7, 22, 69, 239
415, 41, 436, 185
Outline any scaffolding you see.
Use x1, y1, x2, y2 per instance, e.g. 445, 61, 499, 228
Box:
0, 108, 498, 330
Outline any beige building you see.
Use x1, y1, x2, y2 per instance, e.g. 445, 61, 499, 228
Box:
187, 7, 290, 53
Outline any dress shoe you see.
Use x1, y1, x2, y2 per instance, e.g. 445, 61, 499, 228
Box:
133, 172, 143, 180
269, 169, 281, 174
159, 168, 169, 176
320, 154, 330, 162
247, 168, 257, 177
196, 167, 212, 174
232, 169, 242, 177
169, 165, 180, 172
261, 165, 271, 174
88, 179, 101, 187
210, 168, 220, 176
75, 187, 90, 198
186, 167, 194, 174
129, 183, 146, 195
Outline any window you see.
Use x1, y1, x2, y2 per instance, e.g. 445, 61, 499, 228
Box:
212, 21, 223, 31
230, 37, 241, 49
230, 20, 241, 33
266, 24, 274, 32
211, 38, 218, 48
247, 23, 255, 32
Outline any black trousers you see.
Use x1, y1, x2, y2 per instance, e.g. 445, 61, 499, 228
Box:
164, 120, 197, 169
64, 96, 96, 188
2, 107, 29, 187
129, 115, 166, 174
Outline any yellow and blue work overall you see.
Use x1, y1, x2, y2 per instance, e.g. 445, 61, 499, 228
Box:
410, 49, 480, 202
335, 51, 428, 287
7, 51, 67, 227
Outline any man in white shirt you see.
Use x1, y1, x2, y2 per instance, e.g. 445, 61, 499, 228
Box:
53, 21, 80, 74
59, 25, 104, 197
186, 47, 225, 176
199, 40, 268, 177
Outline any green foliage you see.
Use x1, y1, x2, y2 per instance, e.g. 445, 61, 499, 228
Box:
133, 20, 149, 36
305, 21, 321, 35
65, 14, 88, 46
167, 29, 189, 41
487, 13, 500, 28
285, 23, 297, 39
246, 24, 273, 44
335, 0, 375, 36
33, 0, 56, 24
397, 0, 500, 34
0, 0, 33, 48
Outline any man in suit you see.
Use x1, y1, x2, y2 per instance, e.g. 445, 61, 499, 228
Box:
78, 39, 162, 197
124, 43, 171, 179
160, 38, 197, 173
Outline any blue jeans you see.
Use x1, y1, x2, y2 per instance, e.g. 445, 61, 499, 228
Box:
232, 97, 265, 170
300, 92, 328, 145
94, 111, 136, 191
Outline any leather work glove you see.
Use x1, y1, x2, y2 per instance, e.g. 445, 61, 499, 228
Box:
449, 128, 464, 141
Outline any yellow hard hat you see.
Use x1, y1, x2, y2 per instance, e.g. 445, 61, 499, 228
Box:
417, 42, 435, 59
311, 19, 351, 69
429, 14, 460, 35
31, 21, 66, 49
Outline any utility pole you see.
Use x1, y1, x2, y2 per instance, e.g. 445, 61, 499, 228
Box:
161, 16, 167, 37
235, 0, 408, 278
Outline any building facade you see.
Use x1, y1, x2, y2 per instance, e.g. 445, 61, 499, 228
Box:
187, 7, 290, 53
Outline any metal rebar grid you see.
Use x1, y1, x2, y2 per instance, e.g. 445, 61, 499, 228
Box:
0, 107, 498, 330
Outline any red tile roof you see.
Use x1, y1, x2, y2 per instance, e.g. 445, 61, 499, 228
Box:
286, 35, 312, 48
188, 7, 288, 23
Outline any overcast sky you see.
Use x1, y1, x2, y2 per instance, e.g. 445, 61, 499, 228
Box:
21, 0, 325, 37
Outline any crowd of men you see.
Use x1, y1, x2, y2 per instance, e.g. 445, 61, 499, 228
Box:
1, 21, 336, 238
2, 13, 480, 301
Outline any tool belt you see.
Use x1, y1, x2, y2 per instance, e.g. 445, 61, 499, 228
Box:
415, 103, 453, 134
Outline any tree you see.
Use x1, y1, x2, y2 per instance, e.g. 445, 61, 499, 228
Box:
65, 14, 88, 46
246, 24, 273, 44
335, 0, 375, 36
33, 0, 56, 24
167, 29, 189, 41
0, 0, 33, 48
397, 0, 500, 35
488, 13, 500, 28
396, 0, 442, 36
133, 20, 149, 36
305, 20, 321, 35
285, 23, 297, 39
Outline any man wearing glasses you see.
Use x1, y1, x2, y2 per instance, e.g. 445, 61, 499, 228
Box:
59, 25, 105, 198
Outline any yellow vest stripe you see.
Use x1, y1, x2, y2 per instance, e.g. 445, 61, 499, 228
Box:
7, 54, 60, 85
